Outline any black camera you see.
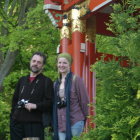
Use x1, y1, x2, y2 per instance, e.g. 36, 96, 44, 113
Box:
17, 99, 28, 109
57, 97, 67, 109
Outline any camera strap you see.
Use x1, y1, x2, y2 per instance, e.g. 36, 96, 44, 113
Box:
18, 77, 40, 101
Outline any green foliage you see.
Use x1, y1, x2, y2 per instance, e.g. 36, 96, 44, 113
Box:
73, 62, 140, 140
90, 60, 140, 140
44, 127, 53, 140
0, 0, 59, 139
73, 0, 140, 140
106, 1, 140, 60
0, 98, 10, 140
98, 0, 140, 61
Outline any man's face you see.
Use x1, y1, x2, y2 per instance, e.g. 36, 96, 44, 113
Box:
30, 55, 44, 74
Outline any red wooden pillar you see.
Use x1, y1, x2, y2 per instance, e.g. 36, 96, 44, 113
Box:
60, 13, 71, 53
85, 16, 96, 128
71, 6, 86, 76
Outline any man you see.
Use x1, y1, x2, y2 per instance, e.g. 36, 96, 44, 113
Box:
10, 52, 53, 140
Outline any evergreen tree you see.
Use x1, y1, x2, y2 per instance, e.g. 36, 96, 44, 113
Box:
73, 0, 140, 140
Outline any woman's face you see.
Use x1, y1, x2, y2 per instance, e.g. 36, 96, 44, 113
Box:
57, 57, 70, 74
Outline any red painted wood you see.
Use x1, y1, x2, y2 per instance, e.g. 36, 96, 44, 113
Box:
96, 13, 114, 36
48, 9, 63, 28
60, 38, 71, 53
96, 52, 129, 67
44, 0, 56, 4
51, 0, 63, 4
89, 0, 107, 11
62, 0, 84, 11
85, 41, 96, 128
72, 31, 85, 77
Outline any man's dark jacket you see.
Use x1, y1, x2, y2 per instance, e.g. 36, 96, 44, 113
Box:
11, 73, 53, 124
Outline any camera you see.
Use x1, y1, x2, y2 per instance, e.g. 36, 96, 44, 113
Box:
17, 99, 28, 109
57, 97, 67, 109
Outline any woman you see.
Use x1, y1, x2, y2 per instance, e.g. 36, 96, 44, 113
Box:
53, 53, 89, 140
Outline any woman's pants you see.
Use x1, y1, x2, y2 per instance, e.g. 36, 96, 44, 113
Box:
58, 121, 84, 140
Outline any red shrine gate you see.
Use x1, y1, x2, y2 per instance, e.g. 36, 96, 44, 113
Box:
43, 0, 128, 127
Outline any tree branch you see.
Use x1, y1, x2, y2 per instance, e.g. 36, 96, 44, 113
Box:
0, 50, 18, 89
0, 0, 37, 89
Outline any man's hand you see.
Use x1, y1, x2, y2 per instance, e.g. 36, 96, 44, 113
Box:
25, 103, 37, 112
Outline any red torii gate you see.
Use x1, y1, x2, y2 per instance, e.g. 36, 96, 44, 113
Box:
43, 0, 128, 127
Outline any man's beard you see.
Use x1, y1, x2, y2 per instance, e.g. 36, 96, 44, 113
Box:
30, 66, 41, 73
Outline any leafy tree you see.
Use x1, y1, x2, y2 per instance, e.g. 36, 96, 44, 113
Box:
0, 0, 59, 139
0, 0, 59, 88
0, 0, 37, 89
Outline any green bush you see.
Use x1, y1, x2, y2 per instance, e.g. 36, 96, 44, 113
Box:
73, 0, 140, 140
0, 99, 10, 140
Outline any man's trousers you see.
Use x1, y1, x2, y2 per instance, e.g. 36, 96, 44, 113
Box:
10, 117, 44, 140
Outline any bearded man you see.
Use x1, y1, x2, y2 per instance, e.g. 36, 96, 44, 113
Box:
10, 52, 53, 140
